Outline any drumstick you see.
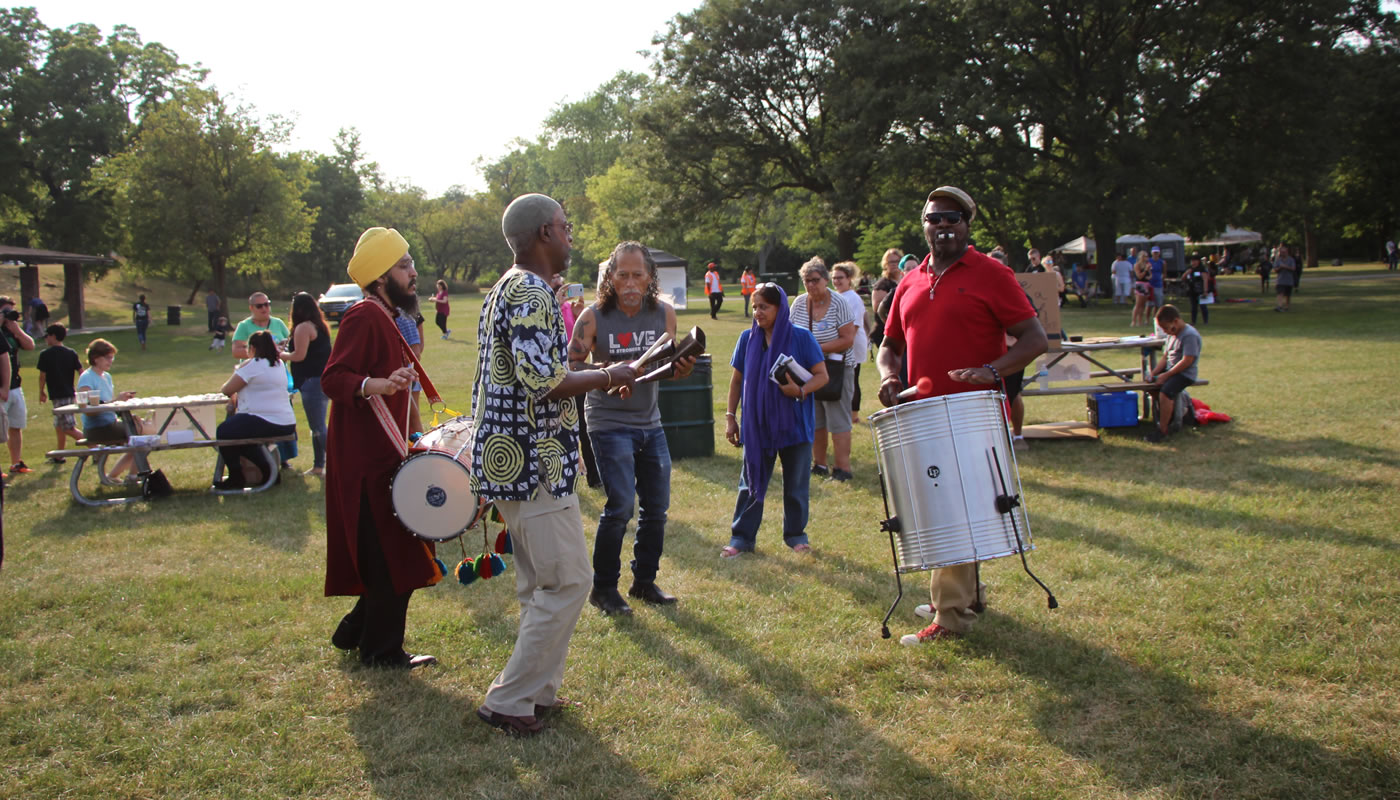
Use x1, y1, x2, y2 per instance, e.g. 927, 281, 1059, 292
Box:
896, 376, 933, 401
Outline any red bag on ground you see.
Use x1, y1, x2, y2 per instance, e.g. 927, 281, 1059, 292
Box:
1190, 397, 1231, 425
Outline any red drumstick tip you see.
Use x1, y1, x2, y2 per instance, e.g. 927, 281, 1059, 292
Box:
916, 376, 932, 395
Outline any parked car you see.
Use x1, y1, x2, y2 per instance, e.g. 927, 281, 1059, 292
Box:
317, 283, 363, 322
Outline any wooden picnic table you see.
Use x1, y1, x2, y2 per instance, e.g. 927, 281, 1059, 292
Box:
47, 393, 292, 506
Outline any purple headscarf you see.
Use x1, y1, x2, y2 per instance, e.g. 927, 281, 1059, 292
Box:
739, 284, 794, 506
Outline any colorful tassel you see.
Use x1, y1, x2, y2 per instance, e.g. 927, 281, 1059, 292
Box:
489, 553, 507, 575
456, 558, 478, 585
494, 529, 513, 554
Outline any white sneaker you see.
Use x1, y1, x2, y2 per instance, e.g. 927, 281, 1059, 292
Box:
1013, 436, 1029, 453
914, 603, 935, 620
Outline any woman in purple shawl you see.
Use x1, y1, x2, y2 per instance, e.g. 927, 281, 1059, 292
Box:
721, 283, 829, 557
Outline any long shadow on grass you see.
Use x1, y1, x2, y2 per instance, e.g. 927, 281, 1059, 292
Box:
663, 519, 898, 613
619, 607, 977, 799
1081, 427, 1399, 495
345, 662, 674, 800
968, 613, 1400, 797
1033, 512, 1202, 573
1028, 481, 1397, 553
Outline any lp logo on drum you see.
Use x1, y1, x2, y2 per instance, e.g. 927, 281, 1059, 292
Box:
425, 485, 447, 508
926, 465, 941, 480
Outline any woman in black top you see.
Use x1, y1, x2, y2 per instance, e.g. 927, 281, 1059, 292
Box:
283, 292, 333, 475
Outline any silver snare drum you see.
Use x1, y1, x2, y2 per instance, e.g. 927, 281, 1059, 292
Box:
868, 390, 1031, 573
390, 416, 490, 542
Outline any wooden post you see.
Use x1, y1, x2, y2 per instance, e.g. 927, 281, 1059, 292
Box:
63, 263, 85, 330
18, 266, 39, 329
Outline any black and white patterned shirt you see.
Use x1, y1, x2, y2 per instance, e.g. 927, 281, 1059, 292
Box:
470, 267, 579, 500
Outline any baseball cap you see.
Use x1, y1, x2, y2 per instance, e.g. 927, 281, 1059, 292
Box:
926, 186, 976, 222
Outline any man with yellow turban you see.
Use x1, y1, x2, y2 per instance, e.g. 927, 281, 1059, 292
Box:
321, 227, 440, 669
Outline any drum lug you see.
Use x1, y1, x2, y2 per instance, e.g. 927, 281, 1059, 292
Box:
994, 493, 1021, 515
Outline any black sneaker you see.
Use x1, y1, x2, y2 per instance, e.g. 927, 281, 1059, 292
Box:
811, 464, 830, 477
831, 469, 853, 482
1144, 429, 1167, 444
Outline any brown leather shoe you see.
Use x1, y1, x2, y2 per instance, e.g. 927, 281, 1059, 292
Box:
477, 706, 544, 737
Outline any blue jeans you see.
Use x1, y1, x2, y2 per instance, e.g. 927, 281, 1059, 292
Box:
729, 441, 812, 551
298, 377, 328, 468
589, 426, 671, 588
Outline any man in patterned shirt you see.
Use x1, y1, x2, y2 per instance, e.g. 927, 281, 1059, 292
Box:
471, 193, 637, 737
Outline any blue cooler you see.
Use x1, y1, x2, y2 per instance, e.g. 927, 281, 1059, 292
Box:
1088, 391, 1139, 428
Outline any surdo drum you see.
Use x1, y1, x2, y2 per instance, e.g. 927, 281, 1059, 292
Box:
869, 390, 1031, 571
870, 389, 1056, 638
390, 416, 490, 542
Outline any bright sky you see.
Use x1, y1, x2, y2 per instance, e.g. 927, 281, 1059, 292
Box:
27, 0, 697, 196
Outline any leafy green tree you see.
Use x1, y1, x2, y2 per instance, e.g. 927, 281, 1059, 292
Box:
639, 0, 926, 259
901, 0, 1393, 279
101, 89, 314, 317
284, 128, 374, 289
0, 10, 191, 252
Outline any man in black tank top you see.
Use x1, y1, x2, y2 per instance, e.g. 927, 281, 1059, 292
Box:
568, 242, 696, 616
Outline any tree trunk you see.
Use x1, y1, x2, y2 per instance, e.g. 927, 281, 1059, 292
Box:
211, 257, 229, 324
1091, 214, 1118, 288
835, 222, 858, 262
185, 278, 204, 306
1302, 208, 1318, 269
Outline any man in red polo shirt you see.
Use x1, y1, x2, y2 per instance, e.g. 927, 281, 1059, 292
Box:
876, 186, 1048, 646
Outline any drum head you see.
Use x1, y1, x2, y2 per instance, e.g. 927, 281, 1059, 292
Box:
391, 452, 481, 541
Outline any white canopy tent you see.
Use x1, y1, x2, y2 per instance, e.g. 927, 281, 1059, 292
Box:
1053, 236, 1095, 254
1189, 226, 1262, 247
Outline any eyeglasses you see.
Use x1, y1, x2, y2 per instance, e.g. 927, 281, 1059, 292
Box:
802, 276, 824, 284
252, 302, 271, 309
550, 220, 573, 235
924, 211, 967, 225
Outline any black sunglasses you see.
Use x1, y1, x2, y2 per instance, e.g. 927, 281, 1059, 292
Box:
252, 302, 271, 309
924, 211, 967, 225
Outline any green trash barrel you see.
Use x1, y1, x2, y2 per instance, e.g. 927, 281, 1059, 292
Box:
658, 354, 714, 459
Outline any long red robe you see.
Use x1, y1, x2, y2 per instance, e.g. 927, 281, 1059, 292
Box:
322, 299, 436, 596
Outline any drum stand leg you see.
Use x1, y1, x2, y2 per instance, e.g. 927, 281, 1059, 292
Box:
878, 471, 902, 639
990, 448, 1058, 610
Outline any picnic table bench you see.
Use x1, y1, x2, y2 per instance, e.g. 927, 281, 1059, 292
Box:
1021, 336, 1208, 423
47, 435, 297, 506
47, 393, 297, 506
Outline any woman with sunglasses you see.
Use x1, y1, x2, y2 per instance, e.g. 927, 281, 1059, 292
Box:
722, 283, 828, 558
790, 258, 858, 482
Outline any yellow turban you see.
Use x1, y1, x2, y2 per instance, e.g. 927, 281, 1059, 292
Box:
347, 227, 409, 288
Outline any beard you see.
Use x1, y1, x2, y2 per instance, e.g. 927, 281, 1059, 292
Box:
930, 229, 967, 261
383, 274, 418, 315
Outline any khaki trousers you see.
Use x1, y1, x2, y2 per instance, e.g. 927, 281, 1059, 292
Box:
484, 493, 592, 718
929, 563, 988, 634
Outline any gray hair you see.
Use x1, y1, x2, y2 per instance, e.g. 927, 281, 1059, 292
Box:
597, 241, 659, 313
799, 256, 829, 283
501, 193, 562, 256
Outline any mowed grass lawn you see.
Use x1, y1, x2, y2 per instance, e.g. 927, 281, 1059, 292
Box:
2, 266, 1397, 799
